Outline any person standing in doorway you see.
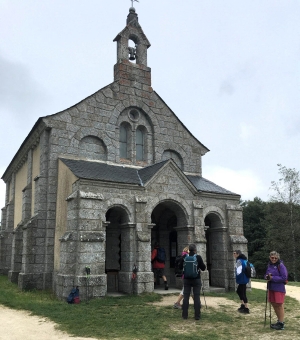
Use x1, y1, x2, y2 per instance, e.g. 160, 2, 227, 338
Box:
233, 250, 250, 314
179, 244, 206, 320
151, 242, 168, 290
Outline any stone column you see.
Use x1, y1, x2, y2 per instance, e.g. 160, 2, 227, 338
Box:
118, 223, 137, 294
193, 202, 209, 290
0, 175, 15, 276
132, 196, 154, 294
56, 189, 106, 300
227, 204, 247, 291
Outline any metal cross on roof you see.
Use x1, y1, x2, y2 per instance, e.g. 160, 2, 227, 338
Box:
131, 0, 139, 7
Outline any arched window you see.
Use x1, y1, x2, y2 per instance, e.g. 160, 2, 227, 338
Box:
136, 127, 144, 161
119, 124, 128, 159
162, 150, 183, 170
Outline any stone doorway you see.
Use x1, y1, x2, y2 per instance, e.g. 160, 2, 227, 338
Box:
204, 213, 226, 288
105, 206, 130, 293
150, 200, 187, 287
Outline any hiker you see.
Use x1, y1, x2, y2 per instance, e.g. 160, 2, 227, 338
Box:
233, 250, 250, 314
151, 242, 168, 290
178, 243, 206, 320
173, 246, 194, 309
264, 250, 288, 330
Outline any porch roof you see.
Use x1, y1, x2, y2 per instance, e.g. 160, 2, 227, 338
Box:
60, 158, 238, 196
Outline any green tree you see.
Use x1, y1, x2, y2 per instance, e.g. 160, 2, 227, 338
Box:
269, 164, 300, 281
241, 197, 268, 277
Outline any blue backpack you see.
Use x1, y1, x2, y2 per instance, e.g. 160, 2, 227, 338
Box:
67, 286, 80, 304
183, 254, 199, 279
156, 248, 166, 263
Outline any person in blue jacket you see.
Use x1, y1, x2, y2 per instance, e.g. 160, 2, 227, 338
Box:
233, 250, 250, 314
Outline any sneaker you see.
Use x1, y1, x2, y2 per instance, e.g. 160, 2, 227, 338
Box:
173, 302, 182, 309
237, 304, 245, 312
241, 308, 250, 314
271, 321, 284, 330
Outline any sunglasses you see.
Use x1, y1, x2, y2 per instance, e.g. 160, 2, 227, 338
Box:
270, 256, 278, 260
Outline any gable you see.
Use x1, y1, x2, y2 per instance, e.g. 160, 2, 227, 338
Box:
143, 160, 198, 197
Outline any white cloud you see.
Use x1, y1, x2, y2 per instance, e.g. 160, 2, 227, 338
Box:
203, 166, 267, 201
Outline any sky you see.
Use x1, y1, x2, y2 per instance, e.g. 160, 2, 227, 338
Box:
1, 0, 300, 211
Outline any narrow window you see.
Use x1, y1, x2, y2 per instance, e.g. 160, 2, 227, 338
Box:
120, 125, 128, 158
136, 128, 144, 161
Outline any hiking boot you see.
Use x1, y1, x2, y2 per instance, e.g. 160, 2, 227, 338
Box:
241, 308, 250, 314
237, 304, 245, 312
173, 302, 182, 309
271, 321, 284, 330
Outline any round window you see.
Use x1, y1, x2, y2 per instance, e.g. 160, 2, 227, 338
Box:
128, 109, 140, 121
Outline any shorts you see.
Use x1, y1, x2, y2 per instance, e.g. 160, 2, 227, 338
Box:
153, 268, 165, 278
268, 290, 285, 304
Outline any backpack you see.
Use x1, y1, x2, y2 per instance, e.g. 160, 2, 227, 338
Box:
174, 255, 183, 277
67, 286, 80, 304
183, 254, 199, 279
245, 261, 256, 278
277, 264, 288, 285
156, 247, 166, 263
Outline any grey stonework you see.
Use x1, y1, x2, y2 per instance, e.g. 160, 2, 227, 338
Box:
0, 7, 247, 299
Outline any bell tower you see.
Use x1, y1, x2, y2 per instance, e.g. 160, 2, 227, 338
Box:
113, 7, 151, 86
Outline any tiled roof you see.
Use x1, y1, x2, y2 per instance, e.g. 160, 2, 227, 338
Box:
138, 160, 168, 184
187, 175, 238, 196
60, 158, 238, 196
60, 158, 141, 185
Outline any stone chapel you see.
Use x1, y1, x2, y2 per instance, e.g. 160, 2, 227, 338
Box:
0, 7, 248, 300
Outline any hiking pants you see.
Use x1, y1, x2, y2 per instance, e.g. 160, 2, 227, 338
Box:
182, 278, 201, 319
236, 283, 248, 303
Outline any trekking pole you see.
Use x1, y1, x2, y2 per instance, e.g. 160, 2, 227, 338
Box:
269, 293, 272, 327
85, 266, 90, 303
264, 282, 268, 327
202, 280, 207, 309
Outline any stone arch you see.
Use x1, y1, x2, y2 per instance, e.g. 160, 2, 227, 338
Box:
104, 203, 132, 294
73, 127, 114, 159
203, 207, 227, 288
149, 196, 191, 287
102, 198, 134, 223
78, 135, 107, 161
146, 194, 191, 226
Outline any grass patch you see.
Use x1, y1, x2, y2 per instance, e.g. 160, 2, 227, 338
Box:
0, 275, 300, 339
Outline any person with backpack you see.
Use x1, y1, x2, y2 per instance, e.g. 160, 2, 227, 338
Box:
173, 246, 194, 309
151, 242, 168, 290
178, 243, 206, 320
264, 250, 288, 331
233, 250, 250, 314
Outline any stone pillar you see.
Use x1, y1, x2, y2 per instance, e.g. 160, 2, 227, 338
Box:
193, 202, 209, 290
132, 196, 154, 294
227, 204, 247, 291
56, 189, 107, 300
18, 131, 50, 291
118, 223, 137, 294
0, 175, 15, 276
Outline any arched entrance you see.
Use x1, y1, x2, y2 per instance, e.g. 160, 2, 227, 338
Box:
105, 206, 130, 293
204, 213, 226, 288
151, 200, 187, 287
